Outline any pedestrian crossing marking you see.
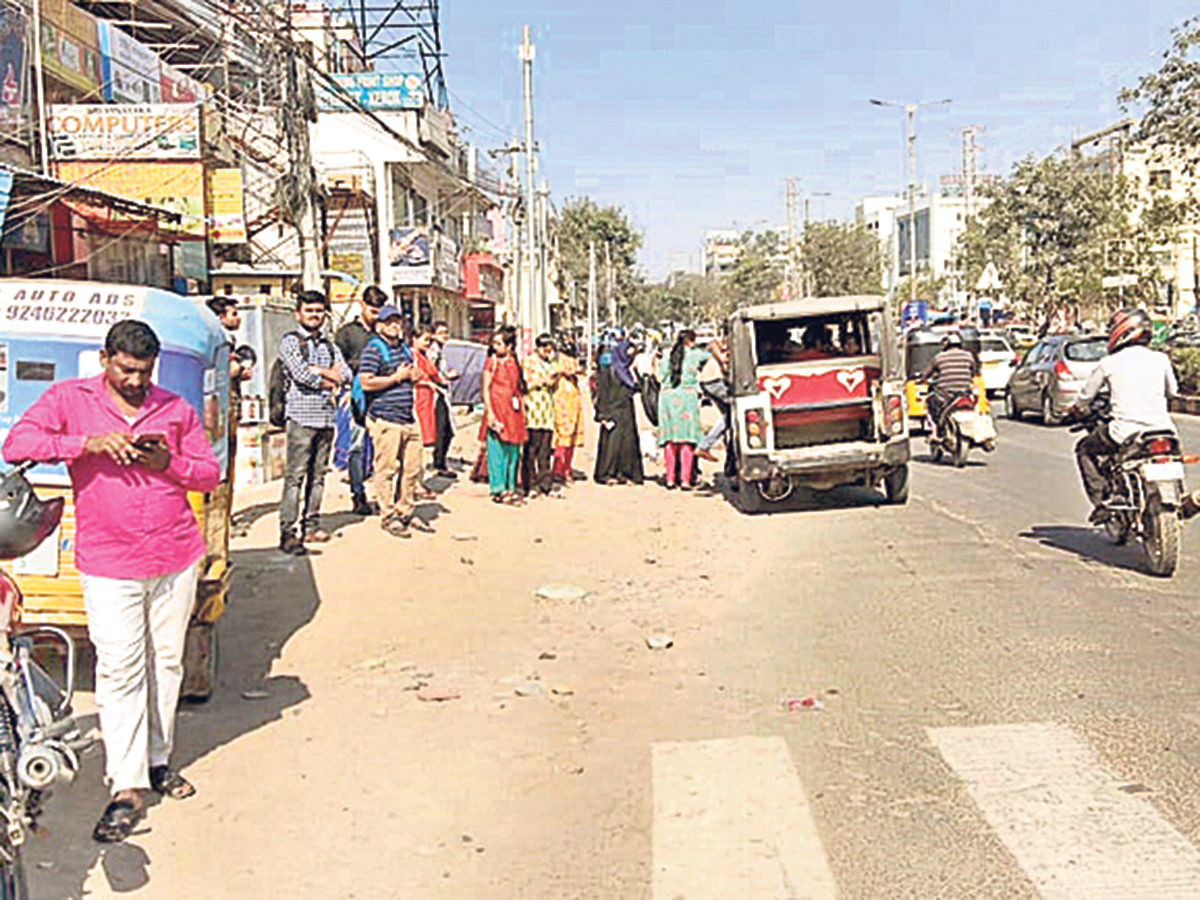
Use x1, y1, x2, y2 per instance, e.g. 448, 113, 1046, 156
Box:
652, 736, 836, 900
930, 722, 1200, 899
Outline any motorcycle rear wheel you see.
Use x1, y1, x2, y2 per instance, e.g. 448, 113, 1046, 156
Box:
953, 430, 969, 468
1144, 501, 1181, 577
1104, 513, 1130, 546
0, 854, 27, 900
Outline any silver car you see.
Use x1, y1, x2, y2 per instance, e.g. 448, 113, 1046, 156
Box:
1004, 334, 1107, 425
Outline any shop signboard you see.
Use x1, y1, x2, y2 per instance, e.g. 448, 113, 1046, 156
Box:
48, 104, 201, 161
435, 233, 461, 292
97, 21, 161, 104
0, 6, 26, 132
3, 211, 50, 253
317, 71, 424, 112
160, 65, 204, 103
389, 225, 431, 286
39, 0, 100, 95
207, 168, 246, 244
55, 160, 206, 237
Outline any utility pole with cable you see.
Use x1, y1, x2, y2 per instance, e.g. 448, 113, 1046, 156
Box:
605, 240, 615, 326
870, 97, 952, 308
588, 240, 597, 372
520, 25, 538, 349
281, 43, 322, 290
785, 176, 800, 300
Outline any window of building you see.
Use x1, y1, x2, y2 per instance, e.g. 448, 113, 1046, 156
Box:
1149, 169, 1172, 190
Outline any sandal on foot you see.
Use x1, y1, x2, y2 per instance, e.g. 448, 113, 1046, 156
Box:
382, 516, 411, 538
304, 530, 331, 543
92, 799, 144, 843
150, 765, 196, 800
406, 517, 436, 534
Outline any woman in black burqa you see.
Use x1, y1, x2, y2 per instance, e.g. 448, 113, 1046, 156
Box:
592, 344, 645, 485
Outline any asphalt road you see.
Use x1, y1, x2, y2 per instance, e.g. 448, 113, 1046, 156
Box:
27, 412, 1200, 899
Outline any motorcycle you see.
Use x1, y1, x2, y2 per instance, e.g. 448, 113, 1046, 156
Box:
1070, 401, 1189, 577
0, 463, 90, 897
927, 389, 998, 468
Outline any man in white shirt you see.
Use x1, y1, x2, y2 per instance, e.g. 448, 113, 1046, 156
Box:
1070, 309, 1177, 524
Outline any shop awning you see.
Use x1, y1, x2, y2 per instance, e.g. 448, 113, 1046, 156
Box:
2, 165, 183, 225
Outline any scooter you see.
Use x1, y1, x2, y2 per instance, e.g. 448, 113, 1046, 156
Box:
927, 389, 998, 468
0, 463, 91, 898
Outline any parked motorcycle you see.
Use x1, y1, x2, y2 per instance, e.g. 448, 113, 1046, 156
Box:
927, 390, 998, 468
1070, 402, 1191, 577
0, 463, 91, 897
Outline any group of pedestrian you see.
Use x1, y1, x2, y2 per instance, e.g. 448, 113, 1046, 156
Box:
475, 326, 586, 504
277, 288, 460, 547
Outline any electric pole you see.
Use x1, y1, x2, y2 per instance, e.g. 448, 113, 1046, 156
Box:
282, 44, 322, 291
871, 97, 952, 308
785, 177, 800, 300
520, 25, 538, 347
538, 178, 550, 334
588, 240, 597, 372
605, 240, 615, 326
961, 125, 983, 220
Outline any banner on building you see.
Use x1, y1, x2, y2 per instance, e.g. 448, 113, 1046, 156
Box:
0, 6, 26, 133
55, 160, 205, 236
318, 72, 424, 112
48, 104, 201, 161
389, 226, 431, 285
161, 65, 205, 104
39, 0, 101, 95
435, 232, 461, 292
97, 21, 161, 104
207, 168, 246, 244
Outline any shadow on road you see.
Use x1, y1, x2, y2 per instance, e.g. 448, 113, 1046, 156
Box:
1019, 524, 1148, 574
30, 546, 320, 899
710, 474, 887, 515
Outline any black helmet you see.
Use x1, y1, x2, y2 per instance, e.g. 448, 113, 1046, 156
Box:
941, 331, 964, 349
0, 466, 63, 561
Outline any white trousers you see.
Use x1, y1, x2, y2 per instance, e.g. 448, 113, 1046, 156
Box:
80, 562, 199, 793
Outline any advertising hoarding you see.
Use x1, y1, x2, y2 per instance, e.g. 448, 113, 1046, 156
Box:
207, 168, 246, 244
0, 7, 26, 133
48, 104, 201, 161
318, 72, 424, 111
55, 160, 205, 236
39, 0, 100, 95
97, 21, 161, 104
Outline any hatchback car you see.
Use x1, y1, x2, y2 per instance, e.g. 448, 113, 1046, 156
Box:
1005, 334, 1107, 425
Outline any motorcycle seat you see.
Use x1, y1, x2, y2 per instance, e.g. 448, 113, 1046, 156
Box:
1115, 429, 1178, 463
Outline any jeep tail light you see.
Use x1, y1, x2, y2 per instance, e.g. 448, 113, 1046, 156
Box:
1053, 360, 1070, 379
744, 410, 766, 449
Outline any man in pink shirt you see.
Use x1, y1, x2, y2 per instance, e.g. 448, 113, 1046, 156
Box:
2, 320, 220, 843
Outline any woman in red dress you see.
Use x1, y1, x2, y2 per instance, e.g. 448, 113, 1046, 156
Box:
411, 326, 446, 499
479, 327, 528, 504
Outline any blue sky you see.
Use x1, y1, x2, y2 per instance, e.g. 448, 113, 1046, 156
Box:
439, 1, 1198, 278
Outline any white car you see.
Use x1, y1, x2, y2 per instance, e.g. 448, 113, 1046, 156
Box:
979, 332, 1019, 396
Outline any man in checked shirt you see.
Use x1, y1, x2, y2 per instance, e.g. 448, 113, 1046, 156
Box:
278, 290, 350, 555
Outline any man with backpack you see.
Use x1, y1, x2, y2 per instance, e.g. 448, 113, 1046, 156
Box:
358, 305, 430, 538
276, 290, 350, 555
334, 285, 386, 515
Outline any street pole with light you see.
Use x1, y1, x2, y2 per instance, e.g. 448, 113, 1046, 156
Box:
870, 98, 951, 308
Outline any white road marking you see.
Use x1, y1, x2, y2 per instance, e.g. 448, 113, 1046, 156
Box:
930, 722, 1200, 899
652, 736, 836, 900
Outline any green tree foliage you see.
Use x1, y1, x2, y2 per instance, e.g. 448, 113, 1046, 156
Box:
553, 198, 643, 318
728, 230, 784, 305
1120, 18, 1200, 174
802, 222, 884, 297
953, 155, 1164, 321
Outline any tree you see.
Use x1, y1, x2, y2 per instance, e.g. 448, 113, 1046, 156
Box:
953, 155, 1136, 323
726, 230, 783, 307
553, 198, 643, 321
1120, 18, 1200, 176
801, 222, 883, 297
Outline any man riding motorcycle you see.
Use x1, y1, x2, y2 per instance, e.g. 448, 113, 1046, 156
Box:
925, 331, 979, 438
1067, 308, 1178, 524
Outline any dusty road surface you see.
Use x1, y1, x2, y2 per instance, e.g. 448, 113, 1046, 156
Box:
25, 412, 1200, 898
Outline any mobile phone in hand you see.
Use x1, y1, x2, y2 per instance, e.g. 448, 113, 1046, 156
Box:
132, 433, 166, 450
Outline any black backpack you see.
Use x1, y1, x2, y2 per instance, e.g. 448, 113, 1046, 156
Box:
269, 332, 328, 429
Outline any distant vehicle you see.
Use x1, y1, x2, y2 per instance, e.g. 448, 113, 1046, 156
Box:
979, 332, 1020, 396
1004, 323, 1037, 349
1005, 334, 1107, 425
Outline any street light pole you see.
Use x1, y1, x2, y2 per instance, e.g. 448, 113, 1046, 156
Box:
870, 97, 951, 308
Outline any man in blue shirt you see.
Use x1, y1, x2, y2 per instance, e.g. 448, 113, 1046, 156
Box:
358, 306, 430, 538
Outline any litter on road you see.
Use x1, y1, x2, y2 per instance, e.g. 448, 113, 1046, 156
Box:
646, 633, 674, 650
535, 583, 589, 602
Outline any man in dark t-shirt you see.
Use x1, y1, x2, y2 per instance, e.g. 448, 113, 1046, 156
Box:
357, 305, 429, 538
334, 285, 385, 514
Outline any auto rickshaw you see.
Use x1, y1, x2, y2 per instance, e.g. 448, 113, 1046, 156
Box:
903, 325, 990, 432
0, 280, 232, 699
